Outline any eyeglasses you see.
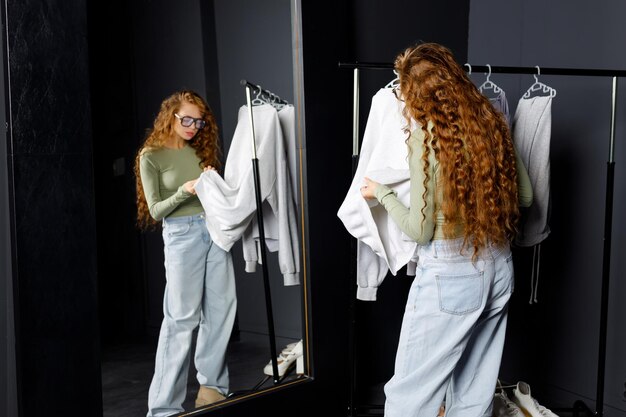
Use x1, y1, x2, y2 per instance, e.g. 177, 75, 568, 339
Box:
174, 113, 206, 130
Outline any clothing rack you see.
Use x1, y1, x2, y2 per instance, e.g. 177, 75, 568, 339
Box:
239, 79, 285, 387
338, 61, 622, 417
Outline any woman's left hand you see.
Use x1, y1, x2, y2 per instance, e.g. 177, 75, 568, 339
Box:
203, 165, 217, 172
360, 177, 379, 200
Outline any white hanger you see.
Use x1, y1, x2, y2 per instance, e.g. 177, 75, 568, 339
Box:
522, 66, 557, 98
384, 69, 399, 89
251, 85, 266, 106
478, 64, 503, 95
464, 63, 472, 75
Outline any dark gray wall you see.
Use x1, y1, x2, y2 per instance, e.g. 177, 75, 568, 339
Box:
468, 1, 626, 415
130, 0, 211, 333
213, 0, 302, 338
0, 15, 17, 416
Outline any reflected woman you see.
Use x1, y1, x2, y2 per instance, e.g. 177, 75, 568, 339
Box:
360, 43, 532, 417
134, 90, 237, 416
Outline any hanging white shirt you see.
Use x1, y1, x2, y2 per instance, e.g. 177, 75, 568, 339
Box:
337, 88, 417, 301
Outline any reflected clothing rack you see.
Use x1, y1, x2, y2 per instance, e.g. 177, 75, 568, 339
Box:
239, 79, 289, 386
338, 61, 623, 417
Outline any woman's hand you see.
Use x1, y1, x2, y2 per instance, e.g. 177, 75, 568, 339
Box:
183, 179, 197, 195
203, 165, 217, 173
360, 177, 379, 200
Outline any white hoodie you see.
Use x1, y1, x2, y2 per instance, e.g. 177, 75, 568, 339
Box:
195, 104, 300, 286
337, 88, 417, 301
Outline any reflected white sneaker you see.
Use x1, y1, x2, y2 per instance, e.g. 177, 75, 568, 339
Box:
493, 391, 524, 417
263, 340, 303, 377
512, 381, 559, 417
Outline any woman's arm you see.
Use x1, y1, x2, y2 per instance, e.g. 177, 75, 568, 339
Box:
363, 131, 436, 244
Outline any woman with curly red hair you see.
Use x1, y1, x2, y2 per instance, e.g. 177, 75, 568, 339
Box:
361, 43, 532, 416
135, 90, 237, 416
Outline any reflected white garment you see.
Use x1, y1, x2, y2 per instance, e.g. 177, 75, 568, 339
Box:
278, 105, 299, 207
195, 104, 300, 286
337, 88, 417, 301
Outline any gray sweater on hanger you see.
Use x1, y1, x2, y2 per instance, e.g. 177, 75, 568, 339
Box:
512, 95, 553, 247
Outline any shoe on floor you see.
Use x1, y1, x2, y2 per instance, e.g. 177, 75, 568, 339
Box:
195, 386, 226, 408
493, 391, 524, 417
512, 381, 558, 417
263, 340, 303, 377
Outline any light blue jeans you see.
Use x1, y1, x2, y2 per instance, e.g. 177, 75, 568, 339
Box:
147, 213, 237, 417
384, 238, 513, 417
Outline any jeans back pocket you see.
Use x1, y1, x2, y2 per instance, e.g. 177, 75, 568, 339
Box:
436, 271, 484, 315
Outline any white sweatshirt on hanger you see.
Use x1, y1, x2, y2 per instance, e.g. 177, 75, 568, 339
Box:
337, 88, 417, 301
512, 95, 552, 247
278, 105, 299, 207
195, 104, 300, 286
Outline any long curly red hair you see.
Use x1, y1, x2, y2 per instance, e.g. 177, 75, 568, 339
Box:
395, 43, 519, 254
133, 90, 221, 230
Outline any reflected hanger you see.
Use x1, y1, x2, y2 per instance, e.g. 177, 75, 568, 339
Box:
522, 66, 557, 98
251, 85, 266, 106
250, 85, 287, 109
478, 64, 503, 95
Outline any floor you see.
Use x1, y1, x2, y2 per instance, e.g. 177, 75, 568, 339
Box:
101, 331, 301, 417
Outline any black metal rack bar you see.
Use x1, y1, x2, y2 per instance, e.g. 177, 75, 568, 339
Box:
339, 61, 621, 417
241, 79, 283, 386
338, 62, 626, 77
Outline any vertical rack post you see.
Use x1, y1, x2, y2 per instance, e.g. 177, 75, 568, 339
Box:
347, 67, 360, 417
245, 85, 280, 384
594, 76, 618, 417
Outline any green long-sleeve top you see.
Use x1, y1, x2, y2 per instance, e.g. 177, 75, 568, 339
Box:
374, 128, 533, 244
139, 145, 204, 221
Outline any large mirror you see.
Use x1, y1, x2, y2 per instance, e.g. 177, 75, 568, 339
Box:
88, 0, 310, 415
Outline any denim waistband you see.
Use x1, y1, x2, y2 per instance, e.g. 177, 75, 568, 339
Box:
162, 212, 206, 225
416, 237, 510, 261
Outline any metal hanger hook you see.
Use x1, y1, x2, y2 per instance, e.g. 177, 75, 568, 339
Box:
464, 63, 472, 74
534, 65, 541, 83
486, 64, 492, 81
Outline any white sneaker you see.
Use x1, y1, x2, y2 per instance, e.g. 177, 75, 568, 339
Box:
493, 391, 524, 417
512, 381, 558, 417
263, 340, 303, 377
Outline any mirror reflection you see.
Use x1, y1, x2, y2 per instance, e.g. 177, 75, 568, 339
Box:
90, 1, 308, 416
